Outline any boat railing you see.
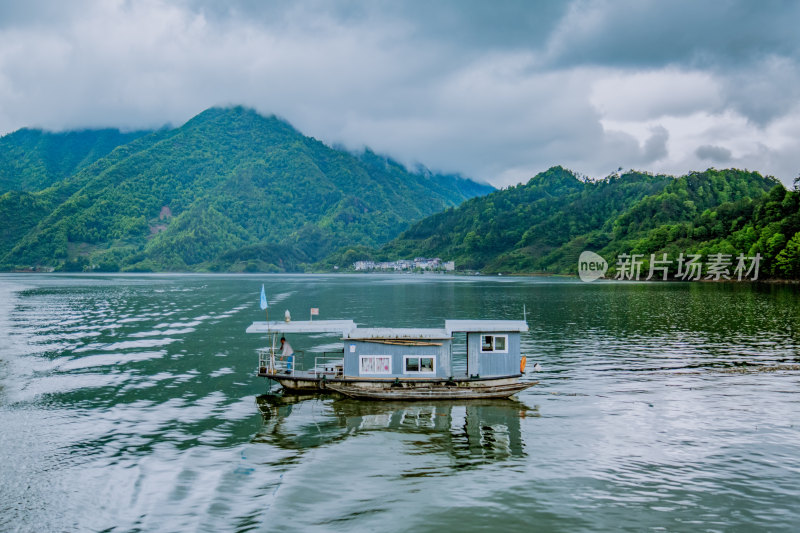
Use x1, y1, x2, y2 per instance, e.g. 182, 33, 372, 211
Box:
313, 352, 345, 378
257, 348, 344, 377
257, 348, 304, 376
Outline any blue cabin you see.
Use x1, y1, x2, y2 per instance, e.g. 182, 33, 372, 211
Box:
342, 320, 528, 379
343, 328, 453, 378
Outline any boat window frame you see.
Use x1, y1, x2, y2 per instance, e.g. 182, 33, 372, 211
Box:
359, 355, 392, 375
403, 355, 436, 375
480, 334, 508, 353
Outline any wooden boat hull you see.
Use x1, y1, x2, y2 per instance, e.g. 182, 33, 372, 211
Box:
259, 371, 528, 394
324, 381, 537, 400
267, 375, 329, 392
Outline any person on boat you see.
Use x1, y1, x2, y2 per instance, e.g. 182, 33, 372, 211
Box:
280, 336, 294, 372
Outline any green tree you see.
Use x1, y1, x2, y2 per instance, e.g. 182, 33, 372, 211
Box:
775, 232, 800, 279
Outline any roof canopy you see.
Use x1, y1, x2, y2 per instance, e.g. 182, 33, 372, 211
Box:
245, 319, 528, 336
246, 320, 356, 335
445, 320, 529, 334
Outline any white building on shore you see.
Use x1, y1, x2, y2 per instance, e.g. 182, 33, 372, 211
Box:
353, 258, 455, 272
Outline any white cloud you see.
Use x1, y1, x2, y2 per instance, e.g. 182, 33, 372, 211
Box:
590, 69, 721, 122
0, 0, 799, 187
695, 145, 732, 163
600, 108, 800, 182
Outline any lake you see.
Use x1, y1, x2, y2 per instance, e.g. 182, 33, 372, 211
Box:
1, 273, 799, 532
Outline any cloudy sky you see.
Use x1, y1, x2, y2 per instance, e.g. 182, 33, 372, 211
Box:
1, 0, 799, 187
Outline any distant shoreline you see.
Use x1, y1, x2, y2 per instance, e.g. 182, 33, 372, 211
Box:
2, 270, 797, 284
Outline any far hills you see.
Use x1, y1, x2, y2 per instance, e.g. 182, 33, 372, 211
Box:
2, 106, 799, 279
368, 166, 800, 279
0, 106, 492, 272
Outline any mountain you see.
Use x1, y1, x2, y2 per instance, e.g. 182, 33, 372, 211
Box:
0, 127, 151, 193
378, 166, 671, 270
0, 106, 493, 272
377, 166, 799, 278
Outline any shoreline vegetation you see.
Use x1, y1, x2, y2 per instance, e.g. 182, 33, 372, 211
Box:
2, 108, 799, 281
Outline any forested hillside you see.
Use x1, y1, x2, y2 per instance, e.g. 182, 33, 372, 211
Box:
375, 166, 800, 279
0, 128, 150, 193
0, 106, 492, 272
4, 107, 796, 278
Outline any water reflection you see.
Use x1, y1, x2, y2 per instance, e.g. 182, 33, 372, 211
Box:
4, 274, 800, 532
254, 394, 538, 469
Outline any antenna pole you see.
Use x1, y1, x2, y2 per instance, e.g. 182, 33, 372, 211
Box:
266, 305, 271, 372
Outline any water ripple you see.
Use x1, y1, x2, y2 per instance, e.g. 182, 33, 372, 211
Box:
1, 274, 799, 532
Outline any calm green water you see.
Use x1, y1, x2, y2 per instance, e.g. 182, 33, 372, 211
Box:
1, 273, 799, 532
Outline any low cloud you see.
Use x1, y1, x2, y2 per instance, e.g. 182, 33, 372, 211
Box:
695, 145, 732, 163
0, 0, 798, 187
642, 126, 669, 163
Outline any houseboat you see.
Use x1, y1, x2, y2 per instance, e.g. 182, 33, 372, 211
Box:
246, 317, 536, 400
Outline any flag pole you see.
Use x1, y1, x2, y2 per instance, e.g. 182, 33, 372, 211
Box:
261, 283, 269, 328
260, 284, 272, 372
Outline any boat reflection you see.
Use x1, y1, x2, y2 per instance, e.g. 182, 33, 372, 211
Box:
254, 394, 538, 467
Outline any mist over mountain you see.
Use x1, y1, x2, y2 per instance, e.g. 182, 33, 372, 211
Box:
0, 106, 492, 272
3, 106, 798, 279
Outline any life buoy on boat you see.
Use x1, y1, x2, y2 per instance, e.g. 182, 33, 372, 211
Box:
520, 355, 527, 373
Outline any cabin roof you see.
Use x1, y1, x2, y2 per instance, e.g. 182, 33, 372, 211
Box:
346, 328, 451, 340
245, 319, 528, 336
246, 320, 356, 334
445, 320, 529, 334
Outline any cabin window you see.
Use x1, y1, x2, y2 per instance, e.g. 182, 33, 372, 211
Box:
404, 355, 435, 374
360, 355, 392, 374
480, 334, 508, 353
